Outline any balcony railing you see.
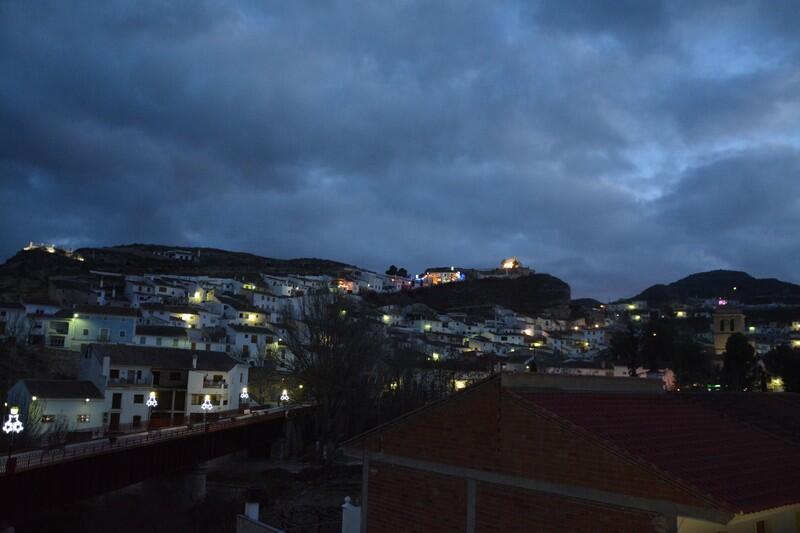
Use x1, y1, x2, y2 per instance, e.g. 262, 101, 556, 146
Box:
202, 380, 228, 389
108, 377, 153, 386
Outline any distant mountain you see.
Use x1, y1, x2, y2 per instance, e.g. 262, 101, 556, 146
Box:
370, 274, 572, 319
630, 270, 800, 306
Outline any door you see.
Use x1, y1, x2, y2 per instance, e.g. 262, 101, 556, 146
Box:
152, 371, 160, 386
109, 412, 120, 430
99, 328, 110, 342
112, 392, 122, 409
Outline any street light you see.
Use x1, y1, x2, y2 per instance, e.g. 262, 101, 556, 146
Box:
3, 406, 24, 465
240, 387, 249, 410
146, 391, 157, 428
201, 394, 213, 426
280, 389, 290, 404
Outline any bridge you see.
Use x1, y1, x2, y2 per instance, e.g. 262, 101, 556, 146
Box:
0, 404, 314, 523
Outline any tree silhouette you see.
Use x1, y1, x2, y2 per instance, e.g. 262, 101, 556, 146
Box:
723, 333, 755, 390
765, 345, 800, 392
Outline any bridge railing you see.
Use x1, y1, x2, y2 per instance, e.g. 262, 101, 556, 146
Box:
1, 403, 312, 474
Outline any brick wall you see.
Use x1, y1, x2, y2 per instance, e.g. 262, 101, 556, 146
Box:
367, 463, 466, 532
475, 482, 661, 533
365, 463, 664, 533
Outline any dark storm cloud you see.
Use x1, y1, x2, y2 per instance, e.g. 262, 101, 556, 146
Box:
1, 0, 799, 300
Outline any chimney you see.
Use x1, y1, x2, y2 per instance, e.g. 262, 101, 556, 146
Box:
192, 354, 198, 369
244, 487, 261, 521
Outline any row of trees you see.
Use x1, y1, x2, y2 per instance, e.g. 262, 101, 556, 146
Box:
385, 265, 409, 277
723, 333, 800, 392
609, 320, 800, 392
608, 322, 706, 384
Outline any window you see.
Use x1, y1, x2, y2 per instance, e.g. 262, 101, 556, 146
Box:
133, 415, 141, 424
239, 313, 243, 318
77, 414, 90, 423
169, 372, 180, 381
140, 336, 146, 345
136, 370, 142, 379
119, 330, 126, 338
112, 393, 122, 409
99, 328, 110, 342
41, 415, 55, 423
730, 319, 735, 331
156, 337, 162, 346
133, 394, 144, 404
240, 373, 243, 383
158, 286, 166, 293
205, 343, 211, 351
252, 335, 258, 344
720, 320, 725, 332
172, 338, 179, 347
0, 310, 5, 316
110, 369, 120, 379
83, 329, 89, 336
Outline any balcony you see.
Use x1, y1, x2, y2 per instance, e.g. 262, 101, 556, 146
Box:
202, 380, 228, 389
108, 377, 153, 386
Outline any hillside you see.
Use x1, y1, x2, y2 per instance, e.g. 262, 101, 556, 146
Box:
368, 274, 571, 318
631, 270, 800, 306
0, 244, 354, 301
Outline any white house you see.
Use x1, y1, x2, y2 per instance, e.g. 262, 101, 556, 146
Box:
225, 324, 280, 365
7, 379, 105, 434
0, 302, 25, 340
135, 325, 190, 348
260, 275, 296, 297
213, 295, 268, 326
44, 305, 139, 351
80, 343, 249, 426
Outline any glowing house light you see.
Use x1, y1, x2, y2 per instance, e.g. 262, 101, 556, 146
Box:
280, 389, 290, 402
240, 387, 249, 400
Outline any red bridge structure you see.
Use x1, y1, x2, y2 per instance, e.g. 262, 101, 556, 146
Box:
0, 404, 314, 523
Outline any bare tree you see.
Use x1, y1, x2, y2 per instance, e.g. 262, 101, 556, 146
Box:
274, 293, 389, 444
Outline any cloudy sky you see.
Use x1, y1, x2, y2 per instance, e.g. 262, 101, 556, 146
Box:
2, 1, 799, 300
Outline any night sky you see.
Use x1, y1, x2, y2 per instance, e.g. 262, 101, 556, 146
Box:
2, 1, 799, 300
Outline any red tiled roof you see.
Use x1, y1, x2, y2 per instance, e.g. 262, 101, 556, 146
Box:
523, 392, 800, 514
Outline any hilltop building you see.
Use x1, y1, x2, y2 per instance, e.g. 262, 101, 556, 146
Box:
712, 306, 746, 355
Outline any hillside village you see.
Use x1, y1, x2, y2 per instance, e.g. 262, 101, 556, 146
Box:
1, 243, 800, 443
